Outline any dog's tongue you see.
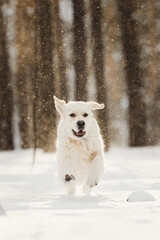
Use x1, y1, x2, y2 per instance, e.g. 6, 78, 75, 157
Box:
77, 130, 84, 135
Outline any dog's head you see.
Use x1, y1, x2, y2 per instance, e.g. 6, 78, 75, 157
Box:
54, 96, 104, 140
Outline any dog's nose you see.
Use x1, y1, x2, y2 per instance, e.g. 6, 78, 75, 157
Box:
77, 120, 85, 129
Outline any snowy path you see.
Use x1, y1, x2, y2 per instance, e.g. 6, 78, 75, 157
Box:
0, 147, 160, 240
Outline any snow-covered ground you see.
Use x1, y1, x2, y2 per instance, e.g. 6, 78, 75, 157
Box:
0, 147, 160, 240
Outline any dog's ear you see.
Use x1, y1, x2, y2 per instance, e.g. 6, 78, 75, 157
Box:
90, 101, 105, 110
54, 96, 66, 114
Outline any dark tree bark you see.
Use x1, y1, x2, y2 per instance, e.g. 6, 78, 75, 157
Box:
104, 0, 126, 146
117, 0, 147, 146
15, 0, 35, 149
34, 0, 56, 152
145, 0, 159, 145
72, 0, 87, 101
0, 4, 14, 150
52, 0, 68, 101
155, 0, 160, 144
91, 0, 109, 151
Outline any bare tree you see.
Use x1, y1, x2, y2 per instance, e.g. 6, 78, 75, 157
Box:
91, 0, 109, 151
15, 0, 35, 148
72, 0, 87, 101
52, 0, 68, 101
34, 0, 56, 152
0, 3, 14, 150
117, 0, 147, 146
104, 0, 127, 146
145, 0, 160, 145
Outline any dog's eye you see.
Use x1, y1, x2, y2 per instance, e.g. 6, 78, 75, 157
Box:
83, 113, 88, 117
69, 113, 76, 117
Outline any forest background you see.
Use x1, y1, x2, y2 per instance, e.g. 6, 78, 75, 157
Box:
0, 0, 160, 153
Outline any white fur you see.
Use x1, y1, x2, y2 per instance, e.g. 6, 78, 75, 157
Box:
54, 96, 105, 195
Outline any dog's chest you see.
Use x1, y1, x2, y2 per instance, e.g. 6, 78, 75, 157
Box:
64, 137, 97, 162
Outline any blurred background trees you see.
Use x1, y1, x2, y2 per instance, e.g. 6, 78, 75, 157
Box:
34, 0, 56, 152
16, 0, 35, 149
0, 0, 14, 150
118, 0, 147, 147
91, 0, 109, 150
0, 0, 160, 152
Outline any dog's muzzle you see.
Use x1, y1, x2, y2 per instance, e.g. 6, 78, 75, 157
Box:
72, 129, 86, 138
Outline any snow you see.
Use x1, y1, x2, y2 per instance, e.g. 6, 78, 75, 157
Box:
127, 190, 156, 202
0, 147, 160, 240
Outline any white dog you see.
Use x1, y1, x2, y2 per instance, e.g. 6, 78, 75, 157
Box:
54, 96, 105, 195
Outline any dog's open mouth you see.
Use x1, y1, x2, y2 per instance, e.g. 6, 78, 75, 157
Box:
72, 129, 86, 138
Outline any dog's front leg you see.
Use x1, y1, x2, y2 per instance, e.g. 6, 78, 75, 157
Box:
59, 158, 76, 195
66, 183, 76, 195
63, 174, 76, 195
86, 153, 104, 190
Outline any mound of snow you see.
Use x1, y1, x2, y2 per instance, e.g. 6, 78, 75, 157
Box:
127, 190, 156, 202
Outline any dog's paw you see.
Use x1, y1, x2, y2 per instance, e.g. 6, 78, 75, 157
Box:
87, 177, 99, 188
64, 174, 75, 183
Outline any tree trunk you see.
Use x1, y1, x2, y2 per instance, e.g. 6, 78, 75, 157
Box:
91, 0, 109, 151
15, 0, 35, 148
117, 0, 147, 146
34, 0, 56, 152
104, 0, 127, 146
145, 0, 159, 145
52, 0, 68, 101
72, 0, 87, 101
0, 3, 14, 150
